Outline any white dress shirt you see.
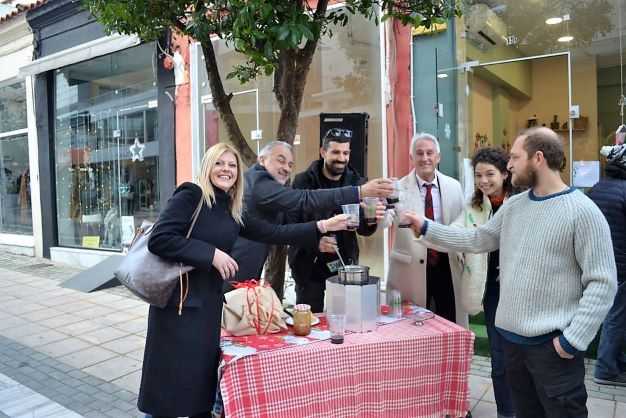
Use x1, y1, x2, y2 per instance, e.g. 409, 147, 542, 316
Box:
416, 172, 442, 223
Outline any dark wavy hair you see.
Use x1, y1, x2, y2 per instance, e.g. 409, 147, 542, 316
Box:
471, 147, 513, 209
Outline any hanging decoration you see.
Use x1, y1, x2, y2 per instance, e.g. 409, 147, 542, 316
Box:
130, 137, 145, 162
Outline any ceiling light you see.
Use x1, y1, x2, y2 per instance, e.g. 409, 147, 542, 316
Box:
558, 35, 574, 42
437, 73, 448, 79
546, 17, 563, 25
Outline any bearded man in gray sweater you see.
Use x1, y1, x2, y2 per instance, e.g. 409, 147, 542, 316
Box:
406, 127, 617, 418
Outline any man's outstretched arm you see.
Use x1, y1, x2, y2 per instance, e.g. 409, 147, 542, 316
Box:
404, 208, 504, 254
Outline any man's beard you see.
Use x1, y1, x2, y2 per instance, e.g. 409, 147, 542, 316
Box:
512, 165, 537, 188
325, 161, 346, 176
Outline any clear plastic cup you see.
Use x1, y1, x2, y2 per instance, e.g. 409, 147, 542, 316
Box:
327, 313, 346, 344
387, 178, 401, 207
363, 197, 378, 225
395, 203, 412, 228
341, 204, 360, 231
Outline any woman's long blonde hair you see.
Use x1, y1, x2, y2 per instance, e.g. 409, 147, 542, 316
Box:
196, 143, 244, 225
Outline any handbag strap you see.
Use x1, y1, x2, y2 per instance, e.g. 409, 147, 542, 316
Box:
177, 196, 204, 316
186, 197, 204, 239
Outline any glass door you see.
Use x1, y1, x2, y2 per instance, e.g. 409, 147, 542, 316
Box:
437, 52, 574, 189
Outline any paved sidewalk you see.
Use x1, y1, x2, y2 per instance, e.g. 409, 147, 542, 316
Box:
0, 252, 624, 417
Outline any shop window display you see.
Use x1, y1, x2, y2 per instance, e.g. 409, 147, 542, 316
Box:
0, 82, 32, 235
54, 43, 159, 251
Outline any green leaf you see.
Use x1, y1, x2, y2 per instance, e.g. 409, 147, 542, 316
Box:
278, 26, 290, 41
301, 25, 315, 41
290, 27, 301, 46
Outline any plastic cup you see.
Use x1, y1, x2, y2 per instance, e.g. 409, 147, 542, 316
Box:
363, 197, 378, 225
341, 204, 360, 231
327, 313, 346, 344
388, 289, 403, 318
387, 179, 400, 207
394, 203, 411, 228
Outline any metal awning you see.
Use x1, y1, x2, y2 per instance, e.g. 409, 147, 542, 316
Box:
19, 33, 141, 77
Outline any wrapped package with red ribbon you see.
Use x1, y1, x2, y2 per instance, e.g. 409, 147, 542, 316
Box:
221, 280, 287, 336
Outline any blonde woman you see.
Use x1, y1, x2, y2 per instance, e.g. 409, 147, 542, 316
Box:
138, 143, 348, 418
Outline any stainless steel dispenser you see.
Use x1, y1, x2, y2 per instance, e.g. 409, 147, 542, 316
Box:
326, 265, 379, 333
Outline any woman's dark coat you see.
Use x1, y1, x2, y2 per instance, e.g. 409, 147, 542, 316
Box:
588, 175, 626, 283
138, 182, 318, 416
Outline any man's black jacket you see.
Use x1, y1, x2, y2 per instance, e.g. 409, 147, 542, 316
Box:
287, 160, 377, 284
230, 163, 359, 281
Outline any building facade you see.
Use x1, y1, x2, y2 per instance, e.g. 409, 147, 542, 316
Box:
0, 1, 414, 279
0, 1, 41, 256
413, 0, 626, 193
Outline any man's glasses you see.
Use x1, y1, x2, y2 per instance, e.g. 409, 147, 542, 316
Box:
324, 128, 353, 139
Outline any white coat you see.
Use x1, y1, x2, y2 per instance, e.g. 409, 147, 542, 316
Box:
450, 195, 492, 316
451, 194, 510, 316
385, 169, 467, 327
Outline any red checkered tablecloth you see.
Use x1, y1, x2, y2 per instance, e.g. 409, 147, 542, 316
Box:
220, 316, 474, 418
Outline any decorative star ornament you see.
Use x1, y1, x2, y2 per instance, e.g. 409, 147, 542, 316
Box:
129, 137, 145, 162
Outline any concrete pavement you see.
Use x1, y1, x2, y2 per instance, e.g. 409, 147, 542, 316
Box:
0, 252, 624, 417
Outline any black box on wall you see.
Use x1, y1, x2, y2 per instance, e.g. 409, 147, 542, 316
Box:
319, 113, 369, 178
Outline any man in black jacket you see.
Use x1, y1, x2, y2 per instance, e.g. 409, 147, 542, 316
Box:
288, 129, 379, 312
590, 143, 626, 386
230, 140, 392, 299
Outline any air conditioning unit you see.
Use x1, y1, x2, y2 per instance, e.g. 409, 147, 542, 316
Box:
466, 4, 508, 49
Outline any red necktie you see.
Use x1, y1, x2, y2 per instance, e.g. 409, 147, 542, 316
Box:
424, 184, 439, 265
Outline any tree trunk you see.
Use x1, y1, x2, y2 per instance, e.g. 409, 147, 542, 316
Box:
265, 244, 288, 302
200, 41, 257, 166
267, 0, 330, 299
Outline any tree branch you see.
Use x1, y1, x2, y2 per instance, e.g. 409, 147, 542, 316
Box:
273, 51, 291, 109
201, 40, 257, 165
299, 0, 329, 62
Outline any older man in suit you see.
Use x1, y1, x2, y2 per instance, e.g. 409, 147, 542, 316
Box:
385, 132, 466, 326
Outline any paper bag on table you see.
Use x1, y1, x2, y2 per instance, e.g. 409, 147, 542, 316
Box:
222, 280, 287, 336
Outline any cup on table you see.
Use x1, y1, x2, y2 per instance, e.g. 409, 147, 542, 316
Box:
341, 204, 360, 231
327, 313, 346, 344
362, 197, 379, 226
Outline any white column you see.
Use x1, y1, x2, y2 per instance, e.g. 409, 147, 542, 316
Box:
25, 75, 43, 257
379, 18, 389, 281
190, 42, 202, 178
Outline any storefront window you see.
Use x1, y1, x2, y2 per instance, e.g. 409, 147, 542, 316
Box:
444, 0, 626, 186
195, 9, 384, 277
54, 43, 159, 251
0, 81, 32, 235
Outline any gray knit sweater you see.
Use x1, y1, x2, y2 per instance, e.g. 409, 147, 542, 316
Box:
422, 188, 617, 351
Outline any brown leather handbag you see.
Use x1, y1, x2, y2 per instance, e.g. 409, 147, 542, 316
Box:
115, 199, 203, 315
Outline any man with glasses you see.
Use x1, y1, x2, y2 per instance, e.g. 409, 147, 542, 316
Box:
230, 140, 393, 299
287, 129, 382, 312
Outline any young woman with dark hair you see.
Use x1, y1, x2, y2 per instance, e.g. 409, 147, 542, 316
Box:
453, 147, 516, 418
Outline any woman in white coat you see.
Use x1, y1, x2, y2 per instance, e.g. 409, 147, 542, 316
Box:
452, 147, 515, 418
384, 133, 466, 327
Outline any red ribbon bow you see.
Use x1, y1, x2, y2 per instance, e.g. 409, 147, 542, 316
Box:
232, 280, 275, 335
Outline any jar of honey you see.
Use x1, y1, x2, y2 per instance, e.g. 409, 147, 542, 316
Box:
293, 304, 312, 336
